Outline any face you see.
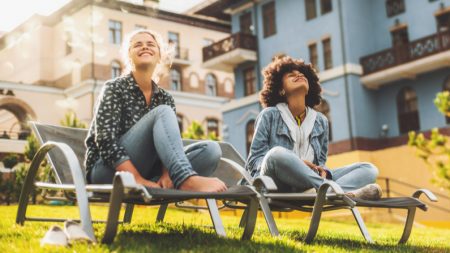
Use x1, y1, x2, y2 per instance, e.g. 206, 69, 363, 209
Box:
281, 70, 309, 96
128, 32, 161, 70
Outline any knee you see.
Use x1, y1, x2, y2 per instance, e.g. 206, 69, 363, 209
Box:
264, 146, 291, 168
359, 162, 379, 181
153, 105, 174, 115
202, 141, 222, 161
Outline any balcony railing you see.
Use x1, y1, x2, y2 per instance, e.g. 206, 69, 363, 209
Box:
360, 31, 450, 75
174, 47, 189, 61
202, 32, 257, 62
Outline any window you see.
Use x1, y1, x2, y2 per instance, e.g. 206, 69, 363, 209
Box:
246, 120, 255, 155
207, 118, 219, 137
168, 32, 180, 58
322, 38, 333, 70
397, 87, 420, 134
305, 0, 317, 20
170, 68, 181, 91
314, 99, 332, 141
443, 76, 450, 124
320, 0, 332, 15
205, 74, 217, 96
262, 1, 276, 38
177, 114, 184, 133
240, 12, 253, 34
308, 43, 318, 70
135, 24, 147, 30
385, 0, 405, 17
109, 20, 122, 45
203, 38, 214, 47
65, 32, 72, 55
111, 61, 121, 79
244, 67, 256, 96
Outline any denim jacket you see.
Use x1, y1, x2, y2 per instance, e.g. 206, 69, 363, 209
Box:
245, 106, 329, 178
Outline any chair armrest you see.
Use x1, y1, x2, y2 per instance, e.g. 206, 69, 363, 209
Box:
412, 189, 438, 202
252, 175, 278, 192
220, 157, 254, 185
113, 171, 147, 196
317, 181, 356, 207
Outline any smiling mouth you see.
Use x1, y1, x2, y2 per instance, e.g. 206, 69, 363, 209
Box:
139, 52, 153, 56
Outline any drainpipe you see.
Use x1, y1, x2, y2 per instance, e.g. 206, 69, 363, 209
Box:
90, 2, 97, 118
252, 0, 262, 111
337, 0, 355, 150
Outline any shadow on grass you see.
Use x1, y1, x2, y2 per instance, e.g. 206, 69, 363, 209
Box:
285, 230, 448, 253
107, 223, 302, 253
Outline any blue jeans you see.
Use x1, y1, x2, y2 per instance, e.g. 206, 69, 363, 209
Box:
260, 147, 378, 192
89, 105, 222, 188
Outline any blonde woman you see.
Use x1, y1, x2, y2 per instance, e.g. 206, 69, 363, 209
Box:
85, 30, 227, 192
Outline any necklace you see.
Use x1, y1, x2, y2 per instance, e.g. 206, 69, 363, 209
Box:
295, 109, 307, 126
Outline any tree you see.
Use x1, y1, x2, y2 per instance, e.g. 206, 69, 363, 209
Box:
182, 120, 219, 141
60, 110, 87, 129
408, 91, 450, 192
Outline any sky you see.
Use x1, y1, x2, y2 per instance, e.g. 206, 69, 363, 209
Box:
0, 0, 205, 32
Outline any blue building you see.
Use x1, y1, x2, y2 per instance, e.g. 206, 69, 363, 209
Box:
193, 0, 450, 158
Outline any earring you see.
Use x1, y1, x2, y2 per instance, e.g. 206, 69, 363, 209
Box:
280, 89, 285, 96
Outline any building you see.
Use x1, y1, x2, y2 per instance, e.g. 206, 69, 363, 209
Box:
0, 0, 234, 153
192, 0, 450, 224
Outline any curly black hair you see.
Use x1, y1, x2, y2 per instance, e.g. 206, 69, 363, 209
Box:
260, 56, 321, 108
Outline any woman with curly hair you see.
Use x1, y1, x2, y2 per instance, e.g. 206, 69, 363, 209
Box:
85, 29, 227, 192
245, 56, 382, 200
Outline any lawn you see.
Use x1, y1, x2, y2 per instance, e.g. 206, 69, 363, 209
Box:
1, 204, 449, 252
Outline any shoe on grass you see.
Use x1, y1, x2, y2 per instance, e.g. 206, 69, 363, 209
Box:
346, 183, 382, 201
40, 225, 68, 247
64, 220, 93, 243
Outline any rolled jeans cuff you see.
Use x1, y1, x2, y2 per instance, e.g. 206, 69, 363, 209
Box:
172, 170, 198, 189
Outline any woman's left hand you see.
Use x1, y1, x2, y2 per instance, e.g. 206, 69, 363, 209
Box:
157, 167, 174, 189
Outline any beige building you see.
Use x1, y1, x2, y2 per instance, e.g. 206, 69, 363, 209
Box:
0, 0, 234, 153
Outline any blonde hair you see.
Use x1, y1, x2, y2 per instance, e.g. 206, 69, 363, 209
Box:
120, 29, 174, 82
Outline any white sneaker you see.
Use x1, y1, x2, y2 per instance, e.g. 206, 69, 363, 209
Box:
346, 183, 382, 200
64, 220, 93, 243
40, 225, 68, 247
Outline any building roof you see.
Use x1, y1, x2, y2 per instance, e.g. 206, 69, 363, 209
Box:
188, 0, 252, 22
0, 0, 231, 50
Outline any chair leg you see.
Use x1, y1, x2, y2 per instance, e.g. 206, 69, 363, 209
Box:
206, 199, 226, 237
239, 207, 249, 228
305, 188, 329, 244
259, 196, 280, 236
123, 204, 134, 224
350, 207, 373, 243
156, 203, 168, 222
16, 145, 49, 225
102, 177, 126, 244
399, 207, 416, 244
241, 196, 258, 240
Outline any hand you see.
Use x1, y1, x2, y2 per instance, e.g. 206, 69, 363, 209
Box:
303, 160, 327, 178
136, 177, 161, 188
315, 166, 328, 179
157, 167, 173, 189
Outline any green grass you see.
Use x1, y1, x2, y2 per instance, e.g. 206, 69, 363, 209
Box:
1, 204, 449, 252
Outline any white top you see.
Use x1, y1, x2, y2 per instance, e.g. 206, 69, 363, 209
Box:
276, 103, 317, 162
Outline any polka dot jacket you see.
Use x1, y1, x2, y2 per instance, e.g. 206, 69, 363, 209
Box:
85, 73, 176, 177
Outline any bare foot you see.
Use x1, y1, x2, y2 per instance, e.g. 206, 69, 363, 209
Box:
179, 176, 227, 192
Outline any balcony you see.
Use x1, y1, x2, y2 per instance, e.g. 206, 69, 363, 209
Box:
360, 31, 450, 88
202, 32, 257, 72
172, 47, 191, 66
